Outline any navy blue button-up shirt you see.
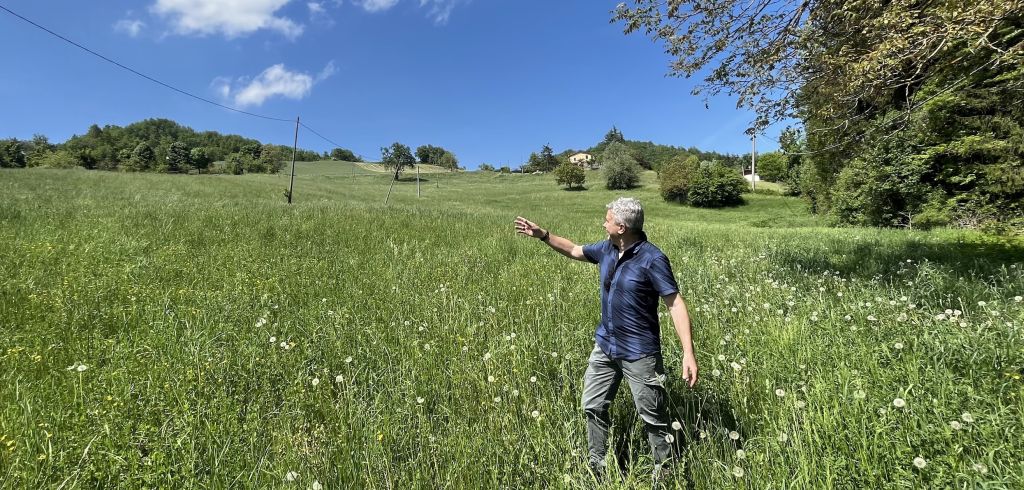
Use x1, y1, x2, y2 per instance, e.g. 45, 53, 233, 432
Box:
582, 232, 679, 361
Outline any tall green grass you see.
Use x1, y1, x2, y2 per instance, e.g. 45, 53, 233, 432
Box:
0, 168, 1021, 488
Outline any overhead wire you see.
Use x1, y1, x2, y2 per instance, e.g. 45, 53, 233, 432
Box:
0, 3, 359, 155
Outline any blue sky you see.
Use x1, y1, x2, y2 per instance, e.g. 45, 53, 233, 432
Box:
0, 0, 785, 168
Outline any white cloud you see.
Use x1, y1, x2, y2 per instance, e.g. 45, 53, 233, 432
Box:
419, 0, 461, 25
114, 19, 146, 37
152, 0, 304, 39
357, 0, 466, 24
308, 1, 325, 14
216, 62, 336, 108
359, 0, 399, 13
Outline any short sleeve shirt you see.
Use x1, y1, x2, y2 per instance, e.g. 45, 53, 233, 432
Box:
582, 232, 679, 361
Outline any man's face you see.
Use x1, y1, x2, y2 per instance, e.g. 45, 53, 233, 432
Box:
603, 209, 624, 238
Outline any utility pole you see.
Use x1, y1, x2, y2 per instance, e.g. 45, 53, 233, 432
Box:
750, 134, 757, 192
288, 116, 299, 204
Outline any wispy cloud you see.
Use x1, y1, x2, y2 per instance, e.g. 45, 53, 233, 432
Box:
114, 18, 146, 37
152, 0, 304, 39
358, 0, 400, 13
418, 0, 462, 25
215, 62, 336, 108
357, 0, 467, 24
307, 1, 335, 26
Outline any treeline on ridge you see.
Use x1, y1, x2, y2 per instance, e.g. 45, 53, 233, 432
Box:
0, 118, 362, 174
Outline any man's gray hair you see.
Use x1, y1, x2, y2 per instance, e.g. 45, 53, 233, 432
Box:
607, 197, 644, 232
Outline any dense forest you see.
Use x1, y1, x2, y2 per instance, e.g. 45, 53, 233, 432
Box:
0, 118, 345, 174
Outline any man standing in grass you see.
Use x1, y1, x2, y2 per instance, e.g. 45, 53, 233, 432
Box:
514, 197, 698, 482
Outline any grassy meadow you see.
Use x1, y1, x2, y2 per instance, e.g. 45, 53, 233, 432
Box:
1, 165, 1022, 489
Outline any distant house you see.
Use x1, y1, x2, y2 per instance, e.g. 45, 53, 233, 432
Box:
569, 152, 593, 167
743, 173, 761, 182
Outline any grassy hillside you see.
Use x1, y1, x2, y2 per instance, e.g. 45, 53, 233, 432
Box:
0, 168, 1021, 489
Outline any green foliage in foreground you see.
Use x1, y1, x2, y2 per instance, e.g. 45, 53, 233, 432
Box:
0, 169, 1022, 489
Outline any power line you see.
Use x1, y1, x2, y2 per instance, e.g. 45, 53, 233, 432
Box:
0, 3, 364, 157
299, 122, 346, 149
0, 3, 293, 123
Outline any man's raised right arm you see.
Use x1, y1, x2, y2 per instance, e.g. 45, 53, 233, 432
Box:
514, 216, 589, 262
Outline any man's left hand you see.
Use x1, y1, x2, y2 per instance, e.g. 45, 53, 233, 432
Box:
682, 354, 698, 387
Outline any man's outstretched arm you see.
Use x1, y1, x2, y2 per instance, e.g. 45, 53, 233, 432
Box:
514, 216, 589, 262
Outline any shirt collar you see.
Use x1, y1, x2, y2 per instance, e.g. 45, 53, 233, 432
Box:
612, 231, 648, 255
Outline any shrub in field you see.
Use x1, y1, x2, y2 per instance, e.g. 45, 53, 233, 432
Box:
224, 152, 249, 175
29, 150, 78, 169
125, 143, 156, 172
659, 155, 700, 203
161, 142, 191, 173
756, 151, 787, 182
554, 161, 585, 189
687, 162, 747, 207
601, 141, 641, 190
478, 163, 496, 172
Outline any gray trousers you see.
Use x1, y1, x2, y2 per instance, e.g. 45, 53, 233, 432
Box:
581, 343, 673, 469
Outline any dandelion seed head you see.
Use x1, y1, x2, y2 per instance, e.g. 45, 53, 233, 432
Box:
487, 375, 495, 383
285, 470, 298, 482
483, 353, 492, 361
961, 412, 974, 423
493, 396, 501, 403
729, 431, 740, 440
416, 397, 424, 404
717, 354, 726, 361
76, 364, 88, 372
732, 466, 744, 478
913, 457, 927, 469
775, 388, 786, 397
894, 342, 903, 350
777, 432, 788, 442
311, 378, 319, 386
269, 336, 276, 343
529, 376, 537, 383
312, 481, 322, 490
672, 421, 682, 431
893, 398, 906, 408
736, 449, 746, 459
949, 421, 962, 430
335, 374, 344, 383
795, 400, 806, 409
971, 463, 988, 474
345, 356, 353, 363
531, 410, 540, 418
712, 369, 722, 377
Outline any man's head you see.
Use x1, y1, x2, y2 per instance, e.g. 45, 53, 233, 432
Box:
603, 197, 644, 238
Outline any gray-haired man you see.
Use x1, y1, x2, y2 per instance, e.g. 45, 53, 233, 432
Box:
514, 197, 698, 481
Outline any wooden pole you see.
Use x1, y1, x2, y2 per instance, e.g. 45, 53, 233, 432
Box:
750, 134, 757, 192
288, 116, 299, 204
